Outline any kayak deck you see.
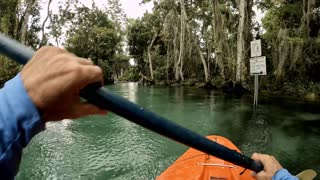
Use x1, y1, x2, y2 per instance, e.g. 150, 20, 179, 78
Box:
157, 135, 254, 180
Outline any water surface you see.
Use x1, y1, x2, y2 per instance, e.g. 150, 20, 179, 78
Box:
17, 83, 320, 179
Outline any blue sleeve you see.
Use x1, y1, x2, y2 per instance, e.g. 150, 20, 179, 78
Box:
272, 169, 299, 180
0, 74, 45, 179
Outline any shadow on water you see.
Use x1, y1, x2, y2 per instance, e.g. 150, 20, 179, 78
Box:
247, 98, 320, 175
17, 83, 320, 179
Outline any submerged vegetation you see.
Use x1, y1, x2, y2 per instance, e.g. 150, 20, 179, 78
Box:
0, 0, 320, 98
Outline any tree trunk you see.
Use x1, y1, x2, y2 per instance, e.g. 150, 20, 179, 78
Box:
173, 26, 179, 81
236, 0, 246, 83
186, 20, 210, 82
212, 0, 225, 80
148, 32, 157, 80
207, 47, 211, 79
21, 0, 35, 44
39, 0, 53, 48
139, 72, 155, 84
166, 43, 170, 83
176, 0, 186, 82
12, 0, 20, 38
301, 0, 316, 35
196, 42, 209, 82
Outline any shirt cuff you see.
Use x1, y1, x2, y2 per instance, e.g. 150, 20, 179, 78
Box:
272, 169, 298, 180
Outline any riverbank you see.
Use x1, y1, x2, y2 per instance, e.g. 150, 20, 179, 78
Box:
115, 79, 320, 102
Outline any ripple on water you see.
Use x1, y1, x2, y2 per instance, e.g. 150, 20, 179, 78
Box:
41, 115, 167, 179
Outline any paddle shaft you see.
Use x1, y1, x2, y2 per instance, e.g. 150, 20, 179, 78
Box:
0, 34, 264, 173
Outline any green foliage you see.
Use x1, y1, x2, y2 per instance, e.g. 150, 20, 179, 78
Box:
63, 3, 127, 81
0, 0, 41, 86
118, 68, 140, 82
97, 60, 113, 81
0, 57, 20, 87
282, 81, 320, 97
154, 66, 167, 80
127, 18, 152, 58
0, 0, 319, 98
211, 76, 225, 88
127, 13, 160, 73
65, 5, 119, 62
259, 0, 320, 97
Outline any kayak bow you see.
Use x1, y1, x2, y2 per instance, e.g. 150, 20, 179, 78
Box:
157, 136, 254, 180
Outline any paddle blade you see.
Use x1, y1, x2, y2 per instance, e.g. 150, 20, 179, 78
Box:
296, 169, 317, 180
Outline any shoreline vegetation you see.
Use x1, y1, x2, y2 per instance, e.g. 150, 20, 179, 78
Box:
115, 78, 320, 101
1, 1, 320, 102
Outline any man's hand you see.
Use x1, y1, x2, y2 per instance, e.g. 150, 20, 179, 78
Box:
251, 153, 283, 180
21, 46, 107, 122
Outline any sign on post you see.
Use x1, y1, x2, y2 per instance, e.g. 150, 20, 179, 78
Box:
250, 39, 262, 57
250, 56, 267, 76
250, 39, 264, 108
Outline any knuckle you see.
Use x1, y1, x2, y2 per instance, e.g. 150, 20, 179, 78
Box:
38, 46, 64, 54
54, 53, 75, 62
63, 60, 83, 75
38, 45, 53, 52
71, 64, 84, 76
35, 46, 68, 61
81, 58, 94, 65
94, 67, 104, 81
87, 59, 94, 65
252, 153, 258, 157
53, 53, 66, 60
95, 66, 103, 76
34, 46, 53, 58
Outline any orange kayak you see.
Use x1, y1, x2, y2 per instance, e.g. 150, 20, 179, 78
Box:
157, 135, 255, 180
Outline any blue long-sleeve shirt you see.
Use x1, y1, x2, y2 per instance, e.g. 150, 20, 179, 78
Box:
0, 74, 44, 179
273, 169, 298, 180
0, 74, 299, 180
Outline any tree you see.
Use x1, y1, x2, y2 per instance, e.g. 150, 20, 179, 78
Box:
175, 0, 186, 82
65, 3, 122, 80
236, 0, 253, 83
148, 32, 157, 80
212, 0, 226, 80
0, 0, 41, 85
257, 0, 320, 95
127, 12, 162, 81
135, 0, 236, 85
48, 0, 79, 47
39, 0, 53, 48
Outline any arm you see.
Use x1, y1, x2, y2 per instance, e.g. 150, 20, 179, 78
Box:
272, 169, 298, 180
251, 153, 298, 180
0, 74, 44, 179
0, 46, 107, 179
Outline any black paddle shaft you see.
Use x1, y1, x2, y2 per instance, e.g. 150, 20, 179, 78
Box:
0, 34, 264, 173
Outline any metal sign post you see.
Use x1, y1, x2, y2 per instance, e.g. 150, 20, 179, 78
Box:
250, 40, 266, 108
254, 74, 259, 107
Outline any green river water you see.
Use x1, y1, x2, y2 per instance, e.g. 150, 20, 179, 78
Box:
17, 83, 320, 179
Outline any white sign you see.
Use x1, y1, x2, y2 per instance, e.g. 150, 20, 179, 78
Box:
251, 39, 262, 57
250, 56, 267, 75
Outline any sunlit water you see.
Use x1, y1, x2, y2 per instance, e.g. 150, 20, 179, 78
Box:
17, 83, 320, 179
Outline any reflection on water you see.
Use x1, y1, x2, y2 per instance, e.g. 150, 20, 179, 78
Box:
119, 82, 138, 102
17, 83, 320, 179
